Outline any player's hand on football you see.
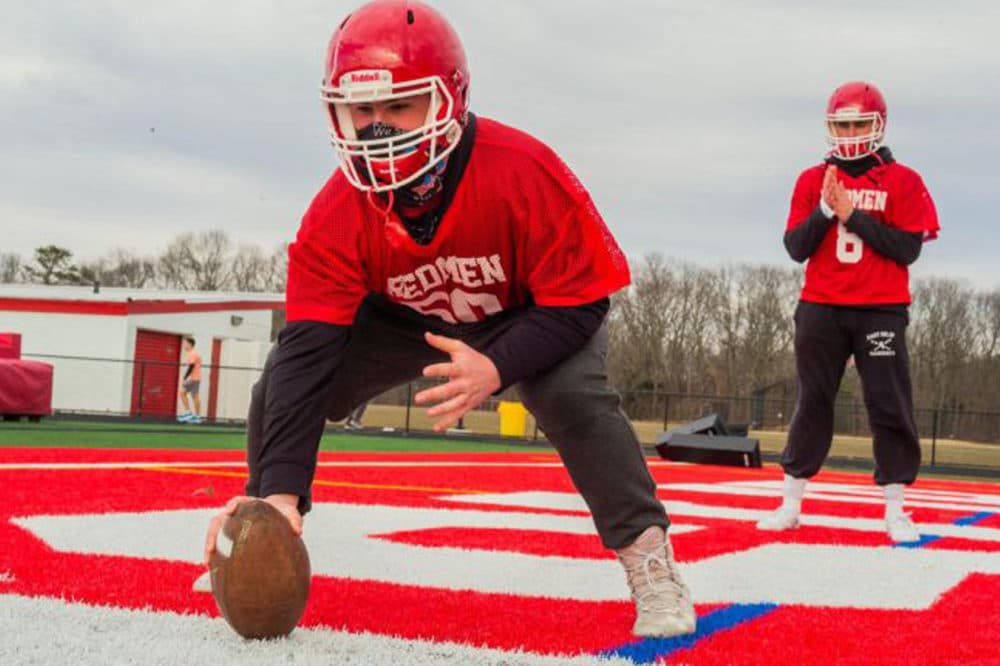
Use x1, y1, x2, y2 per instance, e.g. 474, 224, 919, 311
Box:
416, 332, 502, 432
203, 494, 302, 566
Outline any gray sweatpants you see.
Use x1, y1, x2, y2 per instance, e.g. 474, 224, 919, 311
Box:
247, 296, 668, 549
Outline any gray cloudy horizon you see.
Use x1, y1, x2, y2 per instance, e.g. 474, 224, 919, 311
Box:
2, 0, 998, 289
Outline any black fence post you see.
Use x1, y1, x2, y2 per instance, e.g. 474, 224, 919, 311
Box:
662, 393, 671, 431
405, 382, 412, 435
931, 408, 939, 467
137, 362, 146, 417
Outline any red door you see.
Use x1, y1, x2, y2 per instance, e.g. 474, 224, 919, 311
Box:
130, 330, 182, 417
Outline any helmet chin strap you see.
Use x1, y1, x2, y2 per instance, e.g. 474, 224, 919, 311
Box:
365, 188, 394, 222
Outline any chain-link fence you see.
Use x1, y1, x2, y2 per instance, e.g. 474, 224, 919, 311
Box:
12, 353, 1000, 472
18, 353, 264, 422
618, 389, 1000, 471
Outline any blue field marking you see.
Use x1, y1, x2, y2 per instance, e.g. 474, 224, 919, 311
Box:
893, 510, 996, 549
597, 603, 778, 664
597, 508, 996, 662
953, 511, 995, 526
893, 534, 941, 548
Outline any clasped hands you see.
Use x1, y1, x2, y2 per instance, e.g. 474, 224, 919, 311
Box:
822, 165, 854, 222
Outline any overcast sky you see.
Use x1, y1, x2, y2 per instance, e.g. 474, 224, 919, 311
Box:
2, 1, 998, 289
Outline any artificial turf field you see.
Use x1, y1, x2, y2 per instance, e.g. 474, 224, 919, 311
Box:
1, 421, 998, 665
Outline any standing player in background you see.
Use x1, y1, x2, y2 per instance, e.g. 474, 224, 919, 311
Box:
758, 81, 940, 542
344, 399, 368, 430
204, 0, 695, 637
177, 336, 203, 424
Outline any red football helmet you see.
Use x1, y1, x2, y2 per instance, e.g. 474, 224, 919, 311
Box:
825, 81, 887, 160
320, 0, 470, 192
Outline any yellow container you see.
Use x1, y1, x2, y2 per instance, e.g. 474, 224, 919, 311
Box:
497, 401, 528, 437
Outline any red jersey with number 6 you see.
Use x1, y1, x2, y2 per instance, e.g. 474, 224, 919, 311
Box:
786, 161, 939, 305
286, 116, 631, 325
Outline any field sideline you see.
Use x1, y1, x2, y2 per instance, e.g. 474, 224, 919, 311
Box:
1, 418, 996, 481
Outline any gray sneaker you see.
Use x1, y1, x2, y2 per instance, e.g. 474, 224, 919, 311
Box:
616, 526, 696, 637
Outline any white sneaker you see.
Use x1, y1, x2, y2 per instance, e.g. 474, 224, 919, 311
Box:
177, 413, 192, 423
886, 512, 921, 543
756, 508, 800, 531
616, 526, 696, 638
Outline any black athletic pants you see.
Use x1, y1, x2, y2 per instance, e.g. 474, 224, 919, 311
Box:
782, 300, 921, 485
247, 295, 667, 549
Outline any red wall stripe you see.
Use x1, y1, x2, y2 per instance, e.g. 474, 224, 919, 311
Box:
0, 297, 283, 316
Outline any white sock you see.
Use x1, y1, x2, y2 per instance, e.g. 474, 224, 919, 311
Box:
884, 483, 905, 518
781, 474, 807, 515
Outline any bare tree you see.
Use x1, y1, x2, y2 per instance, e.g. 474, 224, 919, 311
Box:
972, 290, 1000, 360
78, 249, 157, 288
158, 230, 233, 291
107, 249, 157, 288
711, 265, 798, 396
608, 254, 726, 420
266, 243, 289, 293
608, 254, 674, 394
964, 289, 1000, 415
228, 242, 290, 293
230, 244, 271, 292
660, 262, 720, 395
0, 253, 22, 283
909, 278, 974, 412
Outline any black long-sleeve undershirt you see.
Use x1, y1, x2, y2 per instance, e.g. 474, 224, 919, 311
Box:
784, 207, 835, 262
483, 298, 610, 391
784, 207, 923, 266
256, 298, 609, 510
257, 321, 350, 509
844, 210, 923, 266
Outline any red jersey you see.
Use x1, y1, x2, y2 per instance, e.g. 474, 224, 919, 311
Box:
286, 117, 631, 325
786, 159, 939, 305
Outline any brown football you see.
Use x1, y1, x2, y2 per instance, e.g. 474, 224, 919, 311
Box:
209, 499, 311, 639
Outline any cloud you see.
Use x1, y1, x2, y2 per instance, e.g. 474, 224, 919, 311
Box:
1, 0, 997, 288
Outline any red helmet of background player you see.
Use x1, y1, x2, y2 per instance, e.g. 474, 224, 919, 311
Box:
320, 0, 470, 192
825, 81, 887, 161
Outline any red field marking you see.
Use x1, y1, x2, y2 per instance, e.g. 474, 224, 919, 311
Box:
1, 447, 998, 662
669, 574, 1000, 666
0, 500, 721, 655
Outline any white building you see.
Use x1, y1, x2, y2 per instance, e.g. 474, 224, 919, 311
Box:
0, 284, 283, 420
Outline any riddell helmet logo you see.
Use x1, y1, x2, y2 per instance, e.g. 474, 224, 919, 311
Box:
343, 70, 392, 86
831, 106, 864, 119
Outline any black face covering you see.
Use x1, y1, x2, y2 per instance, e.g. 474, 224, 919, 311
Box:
356, 122, 407, 151
352, 122, 419, 187
354, 121, 446, 216
826, 146, 895, 178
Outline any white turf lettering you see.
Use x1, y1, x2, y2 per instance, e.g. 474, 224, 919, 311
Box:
15, 490, 1000, 609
